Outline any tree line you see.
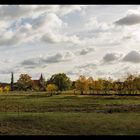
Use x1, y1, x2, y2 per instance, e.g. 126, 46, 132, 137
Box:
1, 72, 140, 95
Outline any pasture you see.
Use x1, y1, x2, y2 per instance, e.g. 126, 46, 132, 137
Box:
0, 92, 139, 135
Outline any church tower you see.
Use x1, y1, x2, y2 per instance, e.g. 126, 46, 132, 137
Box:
39, 73, 43, 82
39, 73, 45, 91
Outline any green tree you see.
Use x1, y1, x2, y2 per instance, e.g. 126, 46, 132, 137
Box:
11, 72, 14, 91
47, 73, 72, 91
115, 80, 124, 94
33, 85, 40, 91
17, 74, 33, 91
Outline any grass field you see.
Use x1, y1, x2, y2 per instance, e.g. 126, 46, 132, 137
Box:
0, 92, 139, 135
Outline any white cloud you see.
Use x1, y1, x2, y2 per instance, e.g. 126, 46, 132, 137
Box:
79, 47, 95, 55
114, 6, 140, 26
21, 51, 75, 68
0, 5, 83, 21
58, 5, 82, 16
0, 5, 140, 82
115, 13, 140, 26
0, 12, 68, 46
122, 50, 140, 63
0, 6, 84, 47
85, 16, 113, 31
0, 30, 24, 46
42, 31, 81, 45
103, 53, 122, 63
31, 13, 65, 31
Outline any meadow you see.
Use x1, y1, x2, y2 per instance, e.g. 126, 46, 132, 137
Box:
0, 92, 139, 135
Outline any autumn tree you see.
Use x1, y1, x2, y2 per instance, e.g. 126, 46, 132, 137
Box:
124, 73, 135, 94
75, 75, 88, 95
102, 78, 113, 94
133, 75, 140, 93
46, 84, 58, 96
115, 80, 124, 94
87, 77, 94, 94
94, 79, 104, 94
123, 74, 140, 94
17, 74, 33, 91
112, 81, 119, 94
0, 87, 3, 93
47, 73, 72, 91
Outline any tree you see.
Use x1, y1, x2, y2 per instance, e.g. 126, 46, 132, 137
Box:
17, 74, 33, 91
133, 75, 140, 93
93, 79, 104, 94
112, 81, 119, 94
33, 85, 40, 91
11, 72, 14, 91
71, 81, 76, 94
47, 73, 72, 91
124, 73, 135, 94
115, 80, 124, 94
46, 84, 58, 96
87, 77, 94, 94
102, 78, 113, 94
0, 87, 3, 93
75, 75, 88, 95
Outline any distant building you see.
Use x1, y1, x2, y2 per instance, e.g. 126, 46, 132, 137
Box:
32, 73, 46, 91
9, 73, 46, 91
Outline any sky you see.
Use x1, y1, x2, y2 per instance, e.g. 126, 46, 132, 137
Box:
1, 5, 140, 82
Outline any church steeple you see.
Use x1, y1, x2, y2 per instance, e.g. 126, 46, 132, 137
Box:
39, 73, 45, 91
39, 73, 43, 81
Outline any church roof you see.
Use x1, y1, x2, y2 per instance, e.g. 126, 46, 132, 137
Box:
32, 80, 40, 86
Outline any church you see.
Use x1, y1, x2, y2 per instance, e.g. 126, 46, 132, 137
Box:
10, 73, 46, 91
32, 73, 46, 91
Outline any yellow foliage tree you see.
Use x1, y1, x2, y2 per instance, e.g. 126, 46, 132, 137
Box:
0, 87, 3, 93
4, 86, 11, 93
75, 75, 88, 95
46, 84, 58, 95
92, 78, 104, 94
87, 77, 94, 94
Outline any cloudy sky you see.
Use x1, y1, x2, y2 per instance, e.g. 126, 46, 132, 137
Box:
1, 5, 140, 82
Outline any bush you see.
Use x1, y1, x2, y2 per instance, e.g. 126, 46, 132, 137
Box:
0, 87, 3, 93
4, 86, 11, 93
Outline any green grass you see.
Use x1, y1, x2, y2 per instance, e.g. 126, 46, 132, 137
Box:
0, 92, 139, 135
0, 94, 140, 113
0, 112, 139, 135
